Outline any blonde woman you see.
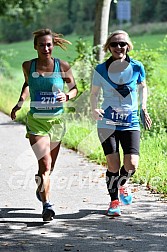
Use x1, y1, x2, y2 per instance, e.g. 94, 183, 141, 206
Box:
11, 28, 77, 221
90, 30, 151, 216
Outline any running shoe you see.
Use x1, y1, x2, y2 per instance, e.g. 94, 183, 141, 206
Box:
42, 202, 55, 221
106, 200, 121, 216
119, 185, 133, 205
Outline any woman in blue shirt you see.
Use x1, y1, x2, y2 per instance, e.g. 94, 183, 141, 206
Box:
11, 28, 77, 221
90, 30, 152, 216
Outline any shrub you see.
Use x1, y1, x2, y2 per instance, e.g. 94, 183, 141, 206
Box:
71, 38, 99, 116
0, 49, 16, 77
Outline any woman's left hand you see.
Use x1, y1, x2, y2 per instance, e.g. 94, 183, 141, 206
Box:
56, 89, 68, 102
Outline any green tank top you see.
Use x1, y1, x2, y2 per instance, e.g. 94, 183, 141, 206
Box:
28, 58, 64, 117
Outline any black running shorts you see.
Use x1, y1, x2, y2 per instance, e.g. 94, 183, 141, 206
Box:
98, 129, 140, 156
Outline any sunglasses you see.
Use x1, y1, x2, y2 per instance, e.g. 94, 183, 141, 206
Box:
110, 42, 127, 48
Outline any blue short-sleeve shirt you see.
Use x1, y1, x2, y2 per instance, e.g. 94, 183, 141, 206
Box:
92, 56, 146, 131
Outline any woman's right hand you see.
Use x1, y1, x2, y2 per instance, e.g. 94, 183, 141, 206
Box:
140, 108, 152, 130
11, 104, 21, 120
92, 108, 104, 120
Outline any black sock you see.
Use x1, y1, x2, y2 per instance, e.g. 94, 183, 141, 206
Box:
118, 166, 135, 187
106, 170, 119, 201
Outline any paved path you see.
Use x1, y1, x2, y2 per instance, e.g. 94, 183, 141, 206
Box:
0, 112, 167, 252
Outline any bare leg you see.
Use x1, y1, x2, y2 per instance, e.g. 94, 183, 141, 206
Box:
123, 154, 139, 173
106, 152, 121, 173
29, 134, 52, 203
117, 154, 139, 186
50, 141, 61, 174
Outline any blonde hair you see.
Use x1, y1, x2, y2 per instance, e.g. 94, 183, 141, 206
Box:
33, 28, 71, 50
103, 30, 133, 53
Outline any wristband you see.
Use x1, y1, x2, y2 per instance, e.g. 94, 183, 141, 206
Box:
65, 94, 69, 101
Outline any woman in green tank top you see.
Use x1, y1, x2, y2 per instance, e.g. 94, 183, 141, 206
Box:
11, 28, 78, 221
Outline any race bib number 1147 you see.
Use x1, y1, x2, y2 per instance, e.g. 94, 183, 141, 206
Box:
104, 106, 132, 126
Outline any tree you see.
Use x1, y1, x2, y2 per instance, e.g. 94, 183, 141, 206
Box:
0, 0, 52, 20
139, 0, 158, 23
156, 0, 167, 22
93, 0, 112, 62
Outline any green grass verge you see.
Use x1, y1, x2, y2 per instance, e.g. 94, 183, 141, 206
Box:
0, 33, 166, 70
0, 32, 167, 196
0, 33, 93, 70
62, 116, 167, 196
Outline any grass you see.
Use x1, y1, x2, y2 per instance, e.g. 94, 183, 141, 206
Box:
0, 32, 167, 196
0, 33, 92, 70
0, 33, 166, 70
132, 34, 167, 50
134, 135, 167, 193
60, 115, 167, 196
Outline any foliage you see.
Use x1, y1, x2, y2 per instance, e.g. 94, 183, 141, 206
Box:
0, 18, 34, 43
0, 0, 52, 20
69, 36, 167, 151
128, 23, 167, 36
138, 0, 158, 23
72, 38, 98, 89
156, 0, 167, 22
62, 116, 167, 195
0, 33, 166, 195
130, 36, 167, 136
131, 0, 167, 23
133, 134, 167, 195
65, 35, 167, 196
0, 0, 167, 43
36, 0, 74, 35
70, 38, 99, 115
129, 45, 160, 84
62, 118, 92, 150
0, 49, 16, 77
0, 0, 53, 42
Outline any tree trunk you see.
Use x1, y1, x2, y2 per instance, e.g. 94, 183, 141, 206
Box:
93, 0, 112, 62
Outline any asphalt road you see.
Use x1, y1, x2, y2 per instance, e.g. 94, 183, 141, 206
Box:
0, 112, 167, 252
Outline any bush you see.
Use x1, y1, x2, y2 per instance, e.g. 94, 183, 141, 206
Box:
71, 38, 99, 116
70, 37, 167, 136
129, 37, 167, 135
0, 49, 16, 77
0, 18, 33, 43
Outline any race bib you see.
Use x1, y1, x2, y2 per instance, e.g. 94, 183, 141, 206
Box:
34, 91, 58, 110
104, 106, 132, 126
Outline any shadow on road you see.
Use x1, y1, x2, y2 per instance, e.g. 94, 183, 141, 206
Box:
0, 206, 167, 251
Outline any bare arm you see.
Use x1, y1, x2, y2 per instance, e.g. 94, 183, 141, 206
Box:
56, 60, 78, 102
90, 85, 104, 120
138, 80, 148, 110
11, 61, 30, 120
138, 80, 152, 129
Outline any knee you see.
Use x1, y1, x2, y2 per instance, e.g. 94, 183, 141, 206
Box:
124, 154, 139, 172
106, 153, 120, 173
